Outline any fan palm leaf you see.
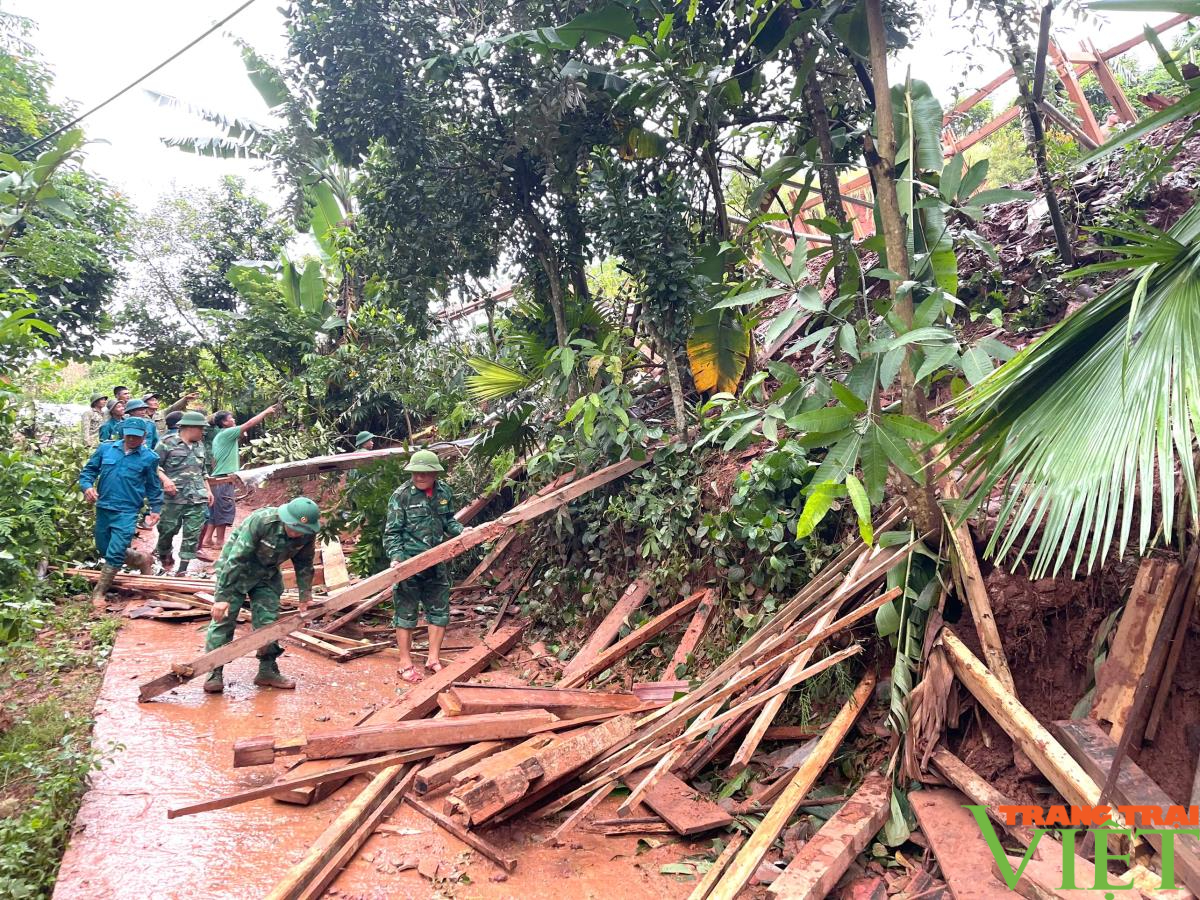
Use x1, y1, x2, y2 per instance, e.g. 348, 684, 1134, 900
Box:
941, 205, 1200, 577
465, 357, 533, 401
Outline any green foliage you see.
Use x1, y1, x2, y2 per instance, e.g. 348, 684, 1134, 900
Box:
27, 358, 142, 405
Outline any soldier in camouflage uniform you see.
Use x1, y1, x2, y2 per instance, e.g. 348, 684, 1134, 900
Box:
154, 411, 212, 575
202, 497, 320, 694
383, 449, 463, 683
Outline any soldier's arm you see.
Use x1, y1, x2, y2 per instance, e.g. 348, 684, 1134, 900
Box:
383, 491, 408, 561
78, 445, 104, 492
144, 456, 164, 514
442, 487, 465, 538
213, 517, 261, 602
292, 538, 316, 602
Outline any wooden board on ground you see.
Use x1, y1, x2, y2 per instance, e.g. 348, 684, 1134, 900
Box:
271, 623, 526, 805
670, 588, 716, 671
1054, 717, 1200, 895
562, 578, 651, 679
234, 710, 558, 766
438, 684, 643, 718
1091, 557, 1180, 741
909, 787, 1016, 900
768, 772, 891, 899
414, 742, 507, 795
622, 768, 732, 836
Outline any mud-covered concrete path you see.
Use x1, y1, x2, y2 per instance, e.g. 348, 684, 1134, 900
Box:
54, 615, 706, 899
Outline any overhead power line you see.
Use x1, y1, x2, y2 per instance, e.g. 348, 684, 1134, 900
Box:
15, 0, 260, 157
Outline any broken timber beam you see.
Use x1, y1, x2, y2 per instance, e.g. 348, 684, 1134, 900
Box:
670, 587, 717, 672
943, 629, 1104, 809
437, 684, 643, 718
271, 623, 526, 805
562, 578, 652, 679
706, 672, 876, 900
138, 457, 644, 701
559, 590, 706, 689
414, 741, 507, 795
265, 764, 415, 900
768, 772, 891, 898
929, 748, 1039, 847
168, 749, 434, 819
621, 768, 733, 835
910, 787, 1026, 899
234, 710, 559, 767
1054, 718, 1200, 895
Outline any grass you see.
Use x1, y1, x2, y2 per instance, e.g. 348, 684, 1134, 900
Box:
0, 601, 118, 899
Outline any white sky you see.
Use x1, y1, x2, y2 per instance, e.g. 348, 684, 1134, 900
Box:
8, 0, 1181, 214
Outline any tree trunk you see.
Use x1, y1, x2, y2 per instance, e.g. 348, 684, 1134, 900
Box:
999, 7, 1075, 265
803, 51, 851, 287
524, 211, 570, 350
648, 322, 687, 435
701, 145, 732, 244
864, 0, 941, 538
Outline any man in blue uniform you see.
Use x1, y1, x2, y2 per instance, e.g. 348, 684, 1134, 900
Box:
78, 418, 164, 610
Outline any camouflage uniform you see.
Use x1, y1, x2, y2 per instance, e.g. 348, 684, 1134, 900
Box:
204, 507, 315, 664
383, 481, 463, 628
154, 434, 208, 563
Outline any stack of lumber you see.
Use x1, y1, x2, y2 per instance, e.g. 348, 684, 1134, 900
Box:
165, 512, 913, 899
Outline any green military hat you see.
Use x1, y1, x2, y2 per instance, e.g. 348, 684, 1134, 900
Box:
90, 393, 108, 406
177, 410, 208, 428
106, 398, 121, 413
355, 430, 375, 448
404, 449, 444, 473
120, 417, 152, 437
124, 398, 148, 413
279, 497, 321, 534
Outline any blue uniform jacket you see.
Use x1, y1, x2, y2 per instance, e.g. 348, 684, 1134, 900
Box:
79, 440, 164, 514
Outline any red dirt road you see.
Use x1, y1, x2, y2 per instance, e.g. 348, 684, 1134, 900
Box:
53, 616, 707, 899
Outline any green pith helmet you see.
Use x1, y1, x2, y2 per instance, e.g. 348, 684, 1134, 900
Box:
124, 398, 148, 413
177, 411, 208, 428
279, 497, 321, 534
404, 449, 444, 473
354, 430, 375, 448
90, 393, 108, 407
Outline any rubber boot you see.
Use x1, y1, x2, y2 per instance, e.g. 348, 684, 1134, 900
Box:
159, 554, 175, 573
254, 658, 296, 690
175, 560, 188, 577
125, 548, 153, 576
91, 565, 117, 612
203, 667, 224, 694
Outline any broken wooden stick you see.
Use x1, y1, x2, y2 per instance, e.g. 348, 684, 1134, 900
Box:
549, 781, 613, 846
563, 578, 652, 679
139, 457, 645, 701
688, 834, 747, 900
403, 795, 517, 872
414, 742, 507, 795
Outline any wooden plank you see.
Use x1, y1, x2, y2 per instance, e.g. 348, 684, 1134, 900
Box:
139, 457, 645, 700
320, 539, 350, 589
1144, 566, 1196, 740
762, 726, 819, 742
622, 768, 733, 836
438, 685, 642, 718
707, 673, 876, 900
270, 623, 526, 805
670, 588, 717, 671
452, 735, 555, 786
1054, 718, 1200, 895
942, 630, 1100, 810
929, 748, 1038, 848
168, 749, 434, 819
688, 833, 747, 900
414, 742, 507, 795
549, 781, 613, 846
448, 760, 543, 823
1092, 557, 1179, 741
768, 772, 891, 899
235, 710, 559, 766
559, 591, 705, 689
634, 681, 689, 703
264, 764, 413, 900
909, 787, 1015, 900
562, 578, 652, 679
404, 796, 517, 872
942, 477, 1018, 698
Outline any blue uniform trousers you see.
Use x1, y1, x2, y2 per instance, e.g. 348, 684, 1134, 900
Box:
94, 507, 139, 568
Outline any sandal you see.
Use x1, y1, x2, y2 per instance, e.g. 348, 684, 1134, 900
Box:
426, 661, 444, 674
398, 666, 424, 684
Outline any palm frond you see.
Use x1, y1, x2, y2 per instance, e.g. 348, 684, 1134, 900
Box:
161, 136, 270, 160
941, 205, 1200, 577
465, 357, 533, 401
